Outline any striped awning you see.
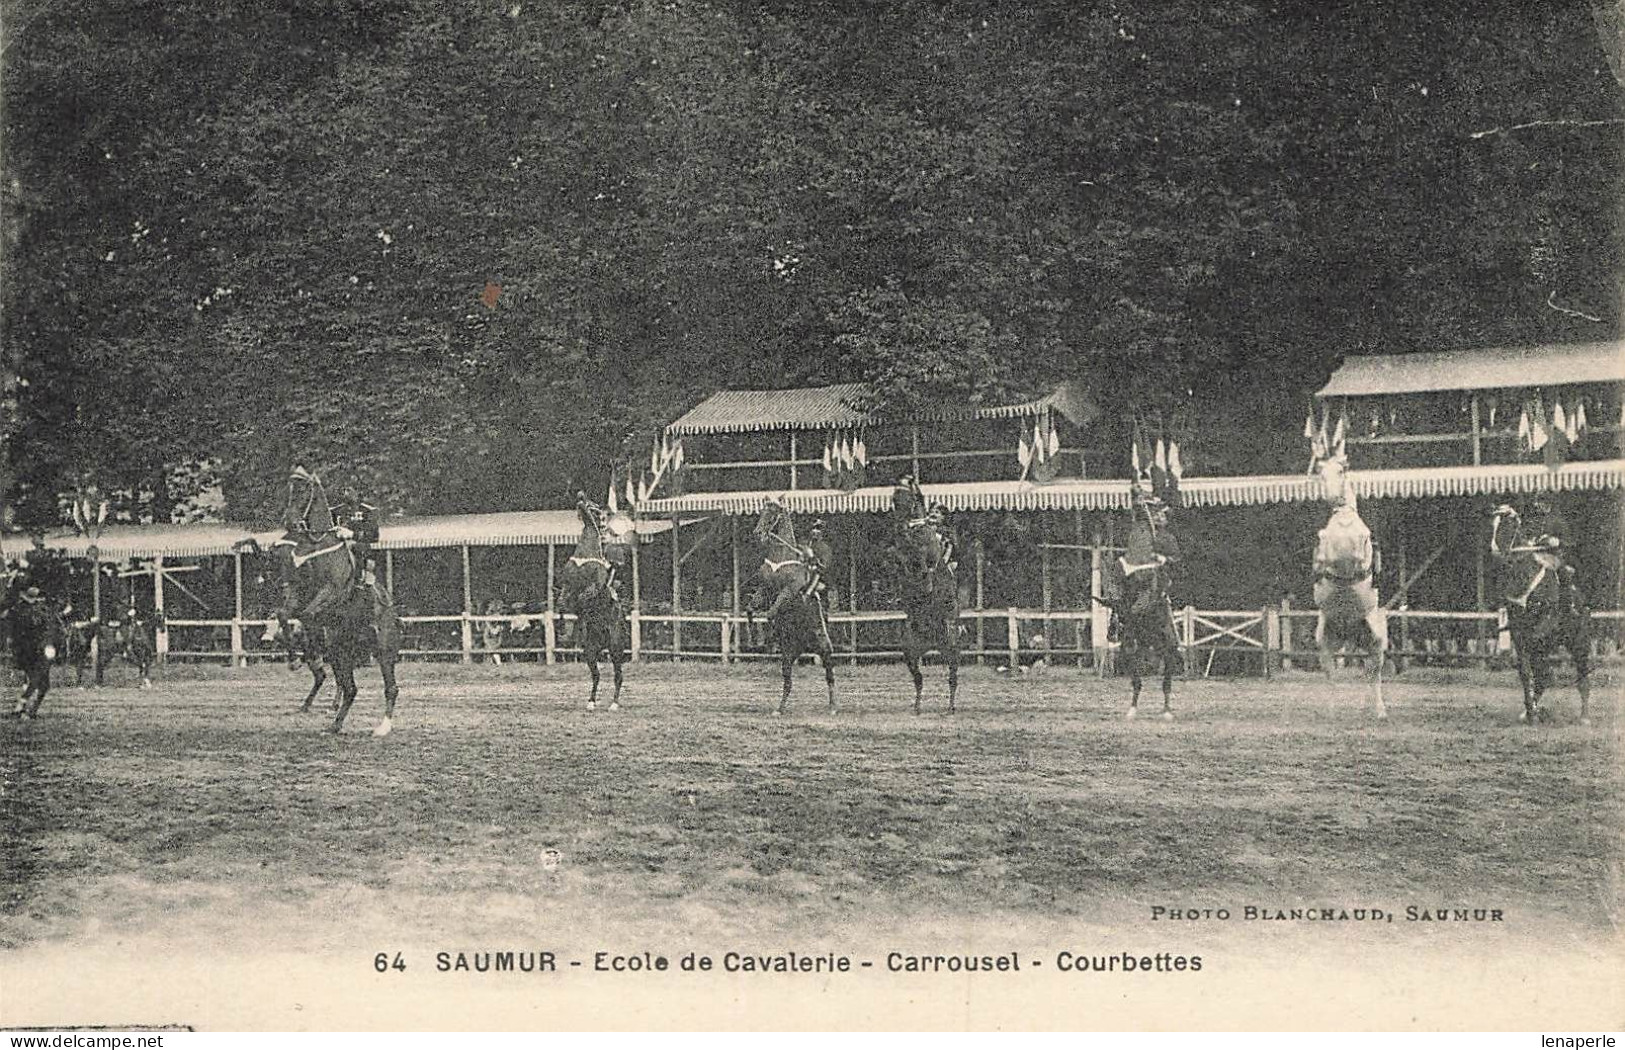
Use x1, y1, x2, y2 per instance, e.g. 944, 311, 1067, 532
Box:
665, 381, 1096, 435
18, 510, 676, 560
1317, 341, 1624, 398
637, 459, 1625, 516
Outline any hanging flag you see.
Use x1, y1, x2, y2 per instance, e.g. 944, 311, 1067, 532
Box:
1517, 408, 1530, 452
1128, 435, 1140, 479
1303, 408, 1315, 442
672, 436, 685, 470
1169, 441, 1183, 480
1035, 418, 1049, 463
1046, 419, 1060, 460
822, 434, 834, 475
855, 430, 868, 468
1019, 425, 1034, 473
638, 476, 651, 504
1563, 398, 1580, 443
607, 482, 619, 514
1553, 400, 1568, 440
1529, 396, 1550, 451
1331, 410, 1347, 460
1575, 400, 1588, 437
626, 474, 638, 508
1488, 401, 1498, 427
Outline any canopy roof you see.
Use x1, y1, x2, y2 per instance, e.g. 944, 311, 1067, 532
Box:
11, 510, 673, 560
1316, 341, 1624, 398
665, 381, 1097, 436
638, 459, 1625, 515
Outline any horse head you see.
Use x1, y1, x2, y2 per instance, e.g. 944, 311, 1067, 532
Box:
1316, 454, 1357, 512
891, 476, 927, 521
754, 496, 794, 545
283, 466, 335, 534
1489, 504, 1525, 556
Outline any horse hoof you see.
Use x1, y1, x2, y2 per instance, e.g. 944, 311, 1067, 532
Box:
1126, 709, 1138, 720
587, 701, 597, 712
372, 718, 393, 738
608, 702, 619, 712
1376, 710, 1388, 721
140, 680, 152, 690
1160, 711, 1174, 722
1580, 717, 1592, 727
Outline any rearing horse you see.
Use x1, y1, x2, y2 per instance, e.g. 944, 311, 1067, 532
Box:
891, 479, 959, 714
1108, 490, 1180, 720
556, 493, 628, 711
1311, 456, 1388, 719
748, 497, 836, 716
275, 467, 403, 735
1489, 504, 1591, 725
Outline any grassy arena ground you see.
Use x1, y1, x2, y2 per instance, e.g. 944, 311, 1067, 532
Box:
1, 659, 1621, 1029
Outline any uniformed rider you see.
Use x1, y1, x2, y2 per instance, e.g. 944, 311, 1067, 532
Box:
333, 488, 381, 588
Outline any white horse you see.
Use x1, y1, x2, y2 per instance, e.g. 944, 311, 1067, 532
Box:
1312, 456, 1388, 719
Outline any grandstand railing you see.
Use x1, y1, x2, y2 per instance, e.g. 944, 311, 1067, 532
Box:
152, 605, 1625, 676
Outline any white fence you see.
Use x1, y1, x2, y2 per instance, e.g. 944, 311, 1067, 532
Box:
157, 605, 1625, 676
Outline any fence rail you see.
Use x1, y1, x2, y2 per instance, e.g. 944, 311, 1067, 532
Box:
150, 605, 1625, 675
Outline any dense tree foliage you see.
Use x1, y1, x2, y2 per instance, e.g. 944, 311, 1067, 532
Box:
2, 0, 1620, 526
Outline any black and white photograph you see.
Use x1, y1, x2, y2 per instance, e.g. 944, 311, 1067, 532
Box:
1, 0, 1621, 1033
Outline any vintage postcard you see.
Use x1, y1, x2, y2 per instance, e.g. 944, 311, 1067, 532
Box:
1, 0, 1621, 1033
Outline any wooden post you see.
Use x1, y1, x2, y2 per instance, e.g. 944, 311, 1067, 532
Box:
89, 552, 101, 666
910, 426, 921, 478
1264, 605, 1279, 678
789, 431, 798, 490
1089, 529, 1107, 676
545, 543, 556, 665
1397, 533, 1410, 657
848, 518, 859, 666
155, 554, 170, 663
1280, 596, 1294, 670
974, 537, 986, 664
1006, 607, 1020, 666
226, 553, 239, 666
1470, 392, 1483, 466
1040, 517, 1053, 612
384, 549, 395, 594
630, 536, 642, 661
460, 544, 473, 664
1183, 604, 1195, 679
671, 518, 682, 661
728, 517, 740, 665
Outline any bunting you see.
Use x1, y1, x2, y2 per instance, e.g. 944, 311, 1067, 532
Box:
823, 427, 867, 491
1029, 412, 1059, 483
617, 431, 689, 511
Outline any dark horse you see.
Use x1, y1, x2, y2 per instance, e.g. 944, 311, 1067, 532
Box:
747, 497, 836, 716
1105, 493, 1180, 720
6, 589, 65, 720
556, 493, 629, 711
271, 467, 403, 735
890, 480, 959, 714
1489, 504, 1592, 726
